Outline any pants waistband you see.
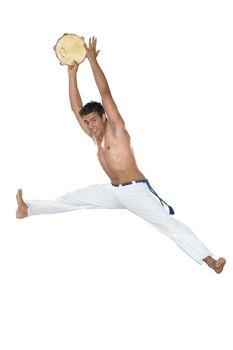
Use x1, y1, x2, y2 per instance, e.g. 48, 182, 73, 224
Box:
111, 179, 147, 187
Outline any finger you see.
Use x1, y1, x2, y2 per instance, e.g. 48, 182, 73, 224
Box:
84, 40, 90, 51
93, 37, 97, 49
90, 36, 94, 48
89, 37, 91, 47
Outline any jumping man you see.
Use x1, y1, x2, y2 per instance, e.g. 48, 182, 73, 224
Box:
16, 37, 226, 273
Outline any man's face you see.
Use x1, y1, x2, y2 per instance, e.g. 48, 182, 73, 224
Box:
83, 112, 106, 137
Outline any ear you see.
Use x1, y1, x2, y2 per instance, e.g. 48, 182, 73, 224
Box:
102, 114, 106, 121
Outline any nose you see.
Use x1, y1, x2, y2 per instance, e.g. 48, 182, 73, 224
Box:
88, 123, 95, 134
88, 120, 95, 130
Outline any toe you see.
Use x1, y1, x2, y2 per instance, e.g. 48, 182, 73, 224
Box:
16, 189, 23, 201
216, 257, 224, 267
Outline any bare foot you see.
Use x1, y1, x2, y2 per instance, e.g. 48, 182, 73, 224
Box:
203, 256, 226, 274
214, 257, 226, 274
16, 189, 28, 219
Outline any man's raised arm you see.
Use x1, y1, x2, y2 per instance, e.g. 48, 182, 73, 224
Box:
68, 63, 92, 136
84, 37, 125, 128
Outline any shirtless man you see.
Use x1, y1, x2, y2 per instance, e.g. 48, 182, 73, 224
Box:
16, 36, 226, 274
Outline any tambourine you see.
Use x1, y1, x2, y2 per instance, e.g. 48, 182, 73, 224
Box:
53, 33, 86, 66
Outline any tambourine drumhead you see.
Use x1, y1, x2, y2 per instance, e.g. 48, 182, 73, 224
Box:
53, 34, 86, 66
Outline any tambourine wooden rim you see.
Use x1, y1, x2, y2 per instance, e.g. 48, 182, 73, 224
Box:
53, 33, 86, 66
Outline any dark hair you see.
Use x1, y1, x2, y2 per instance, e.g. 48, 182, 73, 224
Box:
79, 101, 105, 118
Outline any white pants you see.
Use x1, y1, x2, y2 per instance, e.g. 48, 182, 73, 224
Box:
25, 182, 212, 264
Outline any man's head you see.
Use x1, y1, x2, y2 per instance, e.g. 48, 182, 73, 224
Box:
79, 101, 107, 137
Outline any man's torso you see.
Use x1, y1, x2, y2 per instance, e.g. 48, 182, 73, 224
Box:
94, 122, 145, 184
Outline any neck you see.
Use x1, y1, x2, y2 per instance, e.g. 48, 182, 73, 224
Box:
96, 123, 107, 144
93, 130, 105, 146
97, 132, 105, 143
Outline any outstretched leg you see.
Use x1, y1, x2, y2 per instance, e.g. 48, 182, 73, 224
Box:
16, 184, 121, 217
203, 256, 226, 274
118, 182, 226, 272
16, 189, 28, 219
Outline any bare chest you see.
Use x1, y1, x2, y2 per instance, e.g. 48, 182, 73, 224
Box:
96, 127, 132, 170
97, 135, 121, 164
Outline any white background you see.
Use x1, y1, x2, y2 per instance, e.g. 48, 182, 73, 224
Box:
0, 0, 232, 349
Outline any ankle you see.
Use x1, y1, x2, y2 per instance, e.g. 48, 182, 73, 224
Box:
203, 256, 215, 267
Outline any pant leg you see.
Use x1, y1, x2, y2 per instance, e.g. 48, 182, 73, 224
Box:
25, 184, 122, 216
117, 182, 213, 264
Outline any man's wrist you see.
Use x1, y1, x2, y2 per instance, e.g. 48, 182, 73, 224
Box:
88, 56, 98, 65
68, 71, 77, 78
